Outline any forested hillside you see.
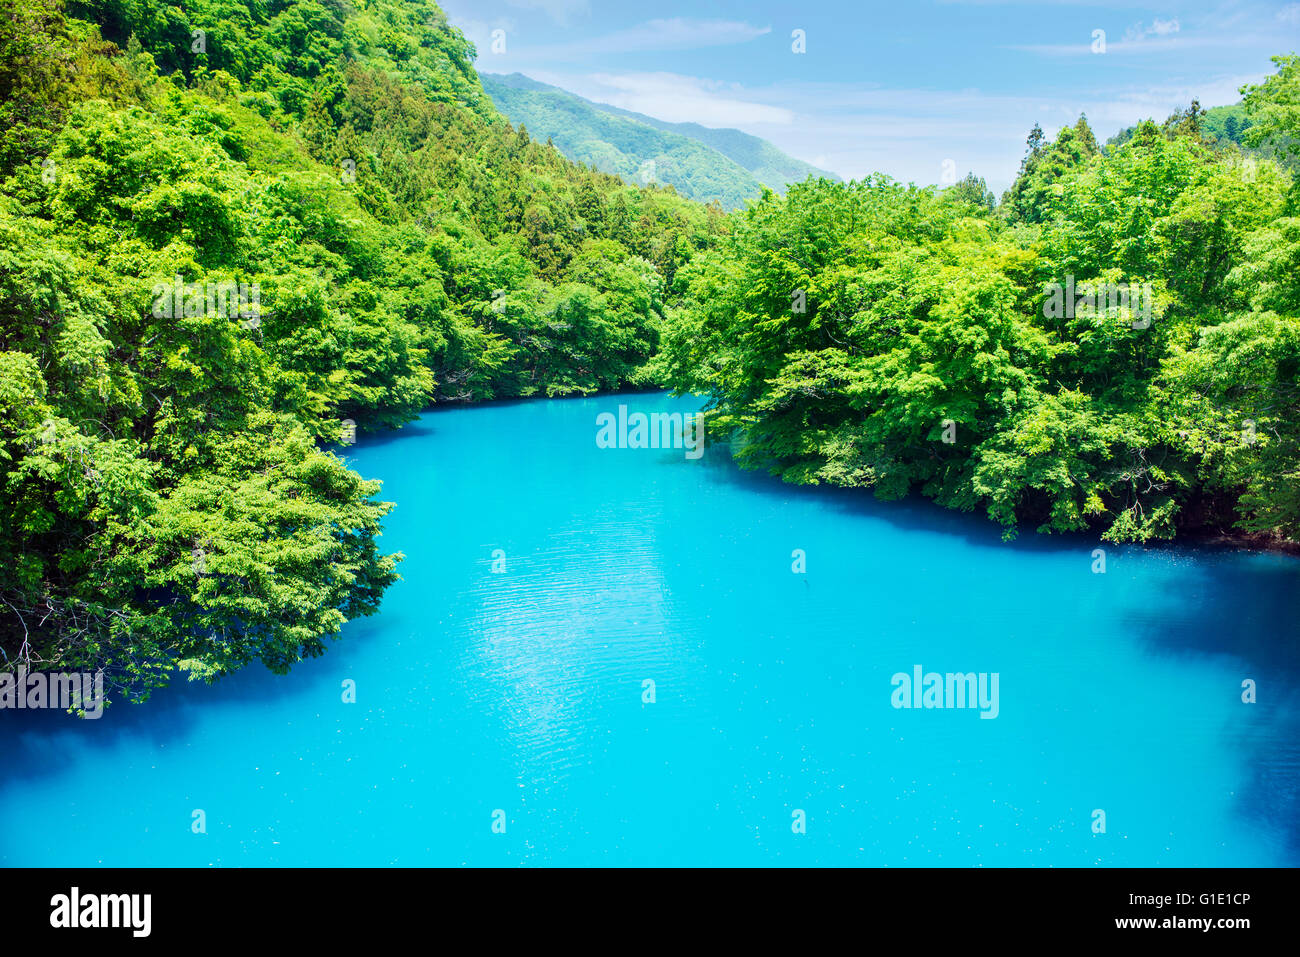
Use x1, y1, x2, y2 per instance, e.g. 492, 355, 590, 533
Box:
591, 98, 838, 194
482, 72, 762, 209
0, 0, 723, 699
657, 56, 1300, 546
482, 72, 837, 209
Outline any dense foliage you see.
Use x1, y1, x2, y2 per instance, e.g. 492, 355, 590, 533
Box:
0, 0, 722, 699
657, 55, 1300, 546
1109, 99, 1297, 170
3, 0, 1297, 707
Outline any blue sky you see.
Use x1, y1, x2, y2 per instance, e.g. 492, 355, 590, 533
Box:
439, 0, 1299, 193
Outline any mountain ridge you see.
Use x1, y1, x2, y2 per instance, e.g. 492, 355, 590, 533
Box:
481, 71, 839, 208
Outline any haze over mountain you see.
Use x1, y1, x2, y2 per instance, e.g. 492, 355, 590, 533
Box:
481, 72, 838, 209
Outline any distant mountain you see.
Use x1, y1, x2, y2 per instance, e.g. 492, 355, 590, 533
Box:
481, 72, 838, 209
589, 98, 838, 194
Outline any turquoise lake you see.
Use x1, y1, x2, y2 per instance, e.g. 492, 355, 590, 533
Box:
2, 393, 1297, 866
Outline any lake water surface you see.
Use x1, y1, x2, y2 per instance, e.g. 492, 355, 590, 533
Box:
2, 393, 1297, 866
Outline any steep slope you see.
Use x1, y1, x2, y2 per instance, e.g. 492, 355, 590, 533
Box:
482, 72, 837, 208
593, 101, 836, 191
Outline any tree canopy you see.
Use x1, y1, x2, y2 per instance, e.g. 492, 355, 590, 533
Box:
657, 71, 1300, 546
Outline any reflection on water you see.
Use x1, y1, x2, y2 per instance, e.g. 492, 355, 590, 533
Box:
2, 393, 1297, 866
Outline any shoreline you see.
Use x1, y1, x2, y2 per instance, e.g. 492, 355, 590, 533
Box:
1172, 526, 1300, 557
359, 391, 1300, 559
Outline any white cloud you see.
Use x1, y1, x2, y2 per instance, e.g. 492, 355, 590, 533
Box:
453, 4, 1279, 196
521, 70, 795, 126
513, 69, 1267, 195
1279, 4, 1300, 25
1008, 31, 1268, 56
1124, 18, 1181, 43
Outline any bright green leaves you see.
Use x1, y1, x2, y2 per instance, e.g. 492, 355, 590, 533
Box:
661, 81, 1300, 545
664, 177, 1056, 531
112, 411, 397, 677
1159, 311, 1300, 538
1002, 121, 1100, 225
1229, 217, 1300, 314
1242, 54, 1300, 167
